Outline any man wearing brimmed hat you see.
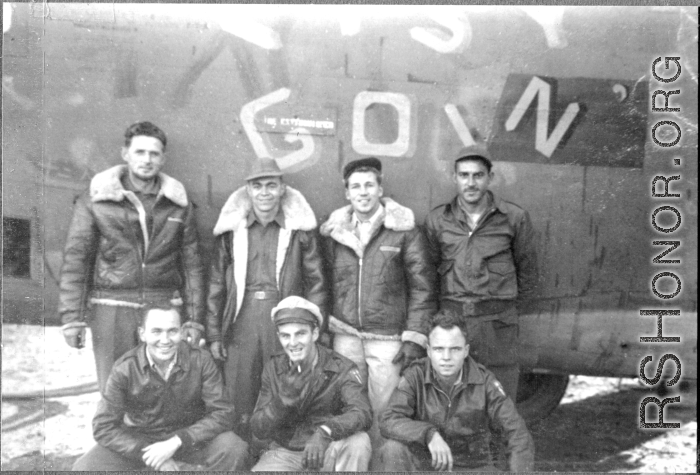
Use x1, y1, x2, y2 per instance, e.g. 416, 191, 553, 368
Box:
320, 156, 436, 460
207, 158, 328, 440
424, 143, 538, 401
250, 296, 372, 471
58, 121, 206, 395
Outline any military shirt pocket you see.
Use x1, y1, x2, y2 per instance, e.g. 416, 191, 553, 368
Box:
486, 258, 515, 276
379, 245, 401, 253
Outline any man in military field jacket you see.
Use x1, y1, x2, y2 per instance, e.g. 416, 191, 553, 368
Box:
378, 309, 534, 472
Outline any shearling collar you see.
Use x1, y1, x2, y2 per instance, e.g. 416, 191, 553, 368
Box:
90, 165, 188, 207
320, 197, 415, 257
213, 185, 317, 236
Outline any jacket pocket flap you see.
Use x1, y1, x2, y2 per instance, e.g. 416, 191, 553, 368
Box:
379, 245, 401, 253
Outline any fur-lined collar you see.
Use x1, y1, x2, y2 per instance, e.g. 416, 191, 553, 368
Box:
90, 165, 188, 207
213, 185, 317, 236
320, 198, 414, 257
320, 197, 415, 237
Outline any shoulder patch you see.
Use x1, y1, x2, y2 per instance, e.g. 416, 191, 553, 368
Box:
350, 368, 363, 385
492, 379, 507, 397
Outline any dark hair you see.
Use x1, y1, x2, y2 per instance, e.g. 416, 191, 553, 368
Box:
454, 155, 492, 173
428, 309, 469, 343
344, 166, 383, 188
124, 121, 167, 150
139, 301, 181, 328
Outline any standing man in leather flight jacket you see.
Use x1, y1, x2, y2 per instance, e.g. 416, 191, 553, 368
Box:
59, 121, 206, 394
320, 157, 437, 453
206, 158, 328, 439
377, 309, 534, 472
424, 144, 538, 400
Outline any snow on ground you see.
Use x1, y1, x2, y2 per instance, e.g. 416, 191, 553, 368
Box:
2, 324, 697, 472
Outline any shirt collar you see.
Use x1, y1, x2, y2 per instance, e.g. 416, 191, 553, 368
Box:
288, 346, 320, 371
352, 203, 384, 228
145, 345, 178, 367
122, 173, 161, 195
246, 207, 286, 228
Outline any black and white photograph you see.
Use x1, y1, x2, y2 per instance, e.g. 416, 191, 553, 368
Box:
1, 3, 697, 471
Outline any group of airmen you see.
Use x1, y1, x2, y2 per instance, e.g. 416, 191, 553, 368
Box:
61, 121, 537, 471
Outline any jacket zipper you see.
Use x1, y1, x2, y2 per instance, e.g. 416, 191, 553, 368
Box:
357, 257, 363, 328
434, 386, 452, 425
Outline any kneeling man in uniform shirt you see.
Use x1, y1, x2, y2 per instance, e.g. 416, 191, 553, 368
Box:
251, 296, 373, 471
73, 303, 249, 471
377, 309, 534, 472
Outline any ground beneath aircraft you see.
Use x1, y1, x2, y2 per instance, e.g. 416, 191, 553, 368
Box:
2, 324, 696, 472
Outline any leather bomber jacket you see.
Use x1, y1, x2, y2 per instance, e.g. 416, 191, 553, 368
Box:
379, 356, 535, 471
59, 166, 205, 325
250, 345, 372, 450
320, 199, 437, 340
205, 185, 328, 343
92, 342, 234, 460
205, 227, 328, 342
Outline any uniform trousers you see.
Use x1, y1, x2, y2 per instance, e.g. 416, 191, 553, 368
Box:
88, 304, 142, 395
72, 431, 249, 471
462, 307, 520, 400
223, 291, 281, 434
377, 439, 497, 472
251, 432, 371, 472
333, 334, 402, 469
462, 307, 520, 470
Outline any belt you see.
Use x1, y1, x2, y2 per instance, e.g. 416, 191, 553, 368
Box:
246, 290, 279, 300
440, 299, 515, 317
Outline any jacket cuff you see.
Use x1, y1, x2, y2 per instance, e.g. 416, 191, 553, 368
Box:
322, 419, 345, 441
61, 321, 88, 331
61, 312, 84, 326
174, 429, 194, 450
424, 426, 438, 446
401, 330, 428, 349
182, 321, 205, 333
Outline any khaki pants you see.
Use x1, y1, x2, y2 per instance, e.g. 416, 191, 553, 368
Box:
252, 432, 371, 472
88, 305, 142, 395
72, 431, 249, 471
377, 439, 497, 472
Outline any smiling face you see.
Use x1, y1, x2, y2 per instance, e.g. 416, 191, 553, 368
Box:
247, 176, 285, 215
122, 135, 166, 182
138, 308, 182, 366
453, 158, 493, 207
345, 170, 383, 220
428, 325, 469, 380
277, 322, 319, 366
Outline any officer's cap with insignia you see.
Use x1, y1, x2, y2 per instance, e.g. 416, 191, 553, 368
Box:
271, 296, 323, 328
